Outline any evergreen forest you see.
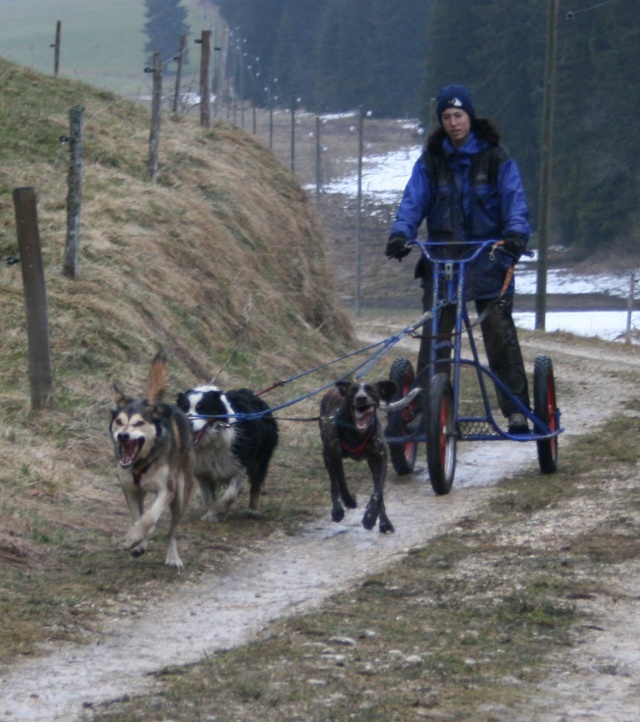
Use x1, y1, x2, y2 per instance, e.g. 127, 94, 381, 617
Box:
208, 0, 639, 256
144, 0, 191, 67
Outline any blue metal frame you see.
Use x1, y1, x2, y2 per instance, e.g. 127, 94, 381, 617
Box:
386, 239, 563, 445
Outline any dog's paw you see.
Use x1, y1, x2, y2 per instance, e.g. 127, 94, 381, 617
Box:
362, 513, 376, 530
164, 554, 184, 569
331, 504, 345, 523
125, 527, 146, 551
163, 539, 184, 568
362, 495, 380, 530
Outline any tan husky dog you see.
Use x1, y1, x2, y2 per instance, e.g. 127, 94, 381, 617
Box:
110, 352, 194, 568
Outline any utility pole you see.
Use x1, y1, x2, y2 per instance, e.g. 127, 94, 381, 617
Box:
355, 106, 364, 317
535, 0, 559, 330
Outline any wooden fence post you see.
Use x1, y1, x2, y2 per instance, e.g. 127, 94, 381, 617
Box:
626, 273, 636, 345
429, 97, 437, 131
172, 34, 186, 114
268, 93, 274, 149
199, 30, 211, 128
148, 52, 162, 182
13, 188, 54, 411
290, 97, 296, 174
63, 104, 84, 279
52, 21, 61, 76
315, 115, 322, 200
213, 27, 228, 118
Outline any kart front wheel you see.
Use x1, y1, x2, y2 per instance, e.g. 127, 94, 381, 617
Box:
426, 373, 456, 495
533, 355, 559, 474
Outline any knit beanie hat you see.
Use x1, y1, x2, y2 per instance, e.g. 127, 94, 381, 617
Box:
436, 85, 476, 124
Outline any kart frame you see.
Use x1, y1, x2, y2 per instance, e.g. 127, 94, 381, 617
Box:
384, 239, 563, 494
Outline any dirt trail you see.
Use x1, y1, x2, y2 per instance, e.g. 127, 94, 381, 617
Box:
2, 331, 640, 721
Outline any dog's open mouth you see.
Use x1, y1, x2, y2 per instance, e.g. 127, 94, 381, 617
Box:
192, 427, 208, 447
353, 404, 375, 431
118, 438, 144, 468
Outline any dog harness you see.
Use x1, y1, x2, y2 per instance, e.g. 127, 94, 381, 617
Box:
335, 409, 377, 460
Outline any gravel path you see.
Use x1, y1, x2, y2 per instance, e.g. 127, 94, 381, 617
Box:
2, 328, 639, 721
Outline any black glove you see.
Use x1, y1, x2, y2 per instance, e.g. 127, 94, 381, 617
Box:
500, 233, 527, 261
385, 233, 412, 261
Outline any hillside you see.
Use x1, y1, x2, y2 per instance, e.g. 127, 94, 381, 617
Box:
0, 56, 353, 564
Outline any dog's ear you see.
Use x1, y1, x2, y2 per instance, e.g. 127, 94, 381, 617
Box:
148, 352, 169, 403
335, 379, 352, 397
176, 392, 188, 412
113, 384, 128, 407
376, 380, 398, 402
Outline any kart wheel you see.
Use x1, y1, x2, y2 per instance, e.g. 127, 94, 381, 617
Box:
386, 357, 419, 475
426, 372, 456, 494
533, 355, 559, 473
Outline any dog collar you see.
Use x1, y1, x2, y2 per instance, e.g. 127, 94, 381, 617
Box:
132, 460, 151, 484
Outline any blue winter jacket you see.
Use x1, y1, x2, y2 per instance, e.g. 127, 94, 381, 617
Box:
390, 132, 530, 300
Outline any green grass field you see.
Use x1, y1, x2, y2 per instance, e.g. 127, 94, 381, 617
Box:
0, 0, 219, 97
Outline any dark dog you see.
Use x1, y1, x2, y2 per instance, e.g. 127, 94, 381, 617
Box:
110, 352, 194, 568
319, 379, 399, 533
176, 385, 279, 521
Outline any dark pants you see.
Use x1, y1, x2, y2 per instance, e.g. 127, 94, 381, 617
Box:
416, 290, 530, 418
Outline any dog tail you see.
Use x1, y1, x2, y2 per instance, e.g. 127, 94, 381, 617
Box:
147, 351, 170, 403
379, 387, 422, 412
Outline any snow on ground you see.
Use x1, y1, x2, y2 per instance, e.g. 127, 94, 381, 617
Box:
514, 309, 639, 342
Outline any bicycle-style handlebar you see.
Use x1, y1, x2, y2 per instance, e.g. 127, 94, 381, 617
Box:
410, 238, 502, 265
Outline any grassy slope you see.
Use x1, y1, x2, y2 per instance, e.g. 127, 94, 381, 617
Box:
0, 55, 356, 657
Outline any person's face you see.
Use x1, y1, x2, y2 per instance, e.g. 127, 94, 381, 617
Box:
440, 108, 472, 149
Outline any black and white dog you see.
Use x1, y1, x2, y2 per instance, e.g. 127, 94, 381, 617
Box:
319, 379, 400, 533
176, 385, 278, 521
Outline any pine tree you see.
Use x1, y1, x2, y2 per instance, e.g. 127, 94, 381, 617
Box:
143, 0, 190, 69
554, 0, 640, 255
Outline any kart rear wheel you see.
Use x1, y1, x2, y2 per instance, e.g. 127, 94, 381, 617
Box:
386, 358, 419, 475
426, 372, 456, 495
533, 355, 559, 473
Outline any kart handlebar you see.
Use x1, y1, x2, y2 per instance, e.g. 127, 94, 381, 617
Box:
410, 239, 505, 265
408, 238, 535, 264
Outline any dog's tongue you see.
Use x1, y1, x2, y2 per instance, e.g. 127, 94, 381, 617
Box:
119, 440, 139, 468
354, 406, 374, 431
